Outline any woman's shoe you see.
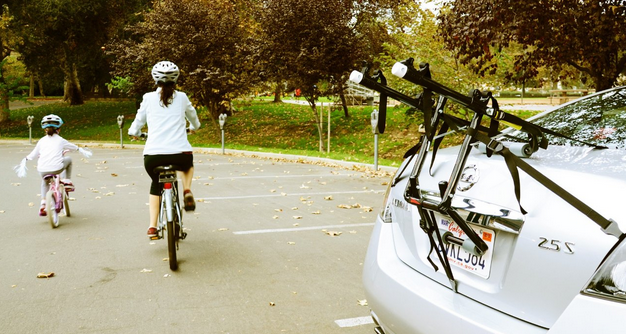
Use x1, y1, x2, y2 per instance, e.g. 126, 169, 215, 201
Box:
183, 190, 196, 211
147, 227, 157, 239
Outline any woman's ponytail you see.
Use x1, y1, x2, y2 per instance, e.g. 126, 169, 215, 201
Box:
159, 82, 176, 107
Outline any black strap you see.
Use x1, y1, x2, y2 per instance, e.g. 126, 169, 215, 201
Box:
472, 131, 615, 231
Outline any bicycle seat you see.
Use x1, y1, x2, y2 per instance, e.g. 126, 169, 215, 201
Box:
155, 165, 181, 183
153, 165, 182, 174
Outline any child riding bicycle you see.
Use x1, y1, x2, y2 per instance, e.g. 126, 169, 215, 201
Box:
14, 114, 92, 216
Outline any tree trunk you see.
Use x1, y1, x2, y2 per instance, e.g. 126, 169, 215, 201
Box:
308, 102, 325, 153
29, 75, 35, 98
338, 85, 350, 118
0, 87, 9, 123
273, 83, 282, 103
63, 63, 84, 105
38, 77, 45, 97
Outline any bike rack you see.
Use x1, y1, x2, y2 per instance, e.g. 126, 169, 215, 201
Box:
349, 59, 624, 291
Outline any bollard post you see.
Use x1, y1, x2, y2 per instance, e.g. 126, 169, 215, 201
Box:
371, 109, 379, 171
117, 115, 125, 148
218, 113, 227, 154
27, 115, 34, 144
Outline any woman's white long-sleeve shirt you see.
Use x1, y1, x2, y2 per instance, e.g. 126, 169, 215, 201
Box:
26, 134, 78, 172
128, 88, 201, 155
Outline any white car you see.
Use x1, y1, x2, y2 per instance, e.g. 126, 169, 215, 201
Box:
360, 72, 626, 334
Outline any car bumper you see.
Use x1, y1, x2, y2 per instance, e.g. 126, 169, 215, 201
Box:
549, 293, 626, 333
362, 217, 547, 334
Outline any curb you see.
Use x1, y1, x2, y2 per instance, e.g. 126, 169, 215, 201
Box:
1, 139, 399, 175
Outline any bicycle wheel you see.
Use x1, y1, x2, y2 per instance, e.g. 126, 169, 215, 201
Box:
60, 184, 70, 217
167, 219, 178, 270
46, 191, 59, 228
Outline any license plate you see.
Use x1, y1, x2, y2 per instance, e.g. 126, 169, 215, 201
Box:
432, 215, 495, 279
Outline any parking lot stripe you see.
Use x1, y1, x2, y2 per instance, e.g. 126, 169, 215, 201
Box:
209, 174, 349, 180
233, 223, 374, 235
334, 316, 374, 327
198, 190, 383, 201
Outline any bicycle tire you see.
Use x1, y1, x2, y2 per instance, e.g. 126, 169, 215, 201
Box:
60, 185, 71, 217
46, 191, 59, 228
167, 219, 178, 270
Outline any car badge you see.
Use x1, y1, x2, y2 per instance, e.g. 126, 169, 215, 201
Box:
457, 164, 479, 191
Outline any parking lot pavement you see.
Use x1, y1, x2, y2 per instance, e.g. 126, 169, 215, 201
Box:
0, 141, 393, 333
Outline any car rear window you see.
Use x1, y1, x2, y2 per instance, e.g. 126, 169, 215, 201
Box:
529, 88, 626, 149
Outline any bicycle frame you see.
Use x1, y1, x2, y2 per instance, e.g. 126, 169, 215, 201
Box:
43, 174, 69, 228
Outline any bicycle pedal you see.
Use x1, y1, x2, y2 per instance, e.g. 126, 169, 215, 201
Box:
150, 236, 161, 240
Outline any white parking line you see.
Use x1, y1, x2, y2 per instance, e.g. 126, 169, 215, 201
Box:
334, 316, 374, 327
198, 190, 383, 201
208, 174, 348, 180
233, 223, 374, 235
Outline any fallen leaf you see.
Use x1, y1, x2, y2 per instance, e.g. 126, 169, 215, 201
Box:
337, 204, 352, 209
218, 228, 229, 231
11, 183, 20, 186
274, 209, 283, 212
324, 231, 342, 237
111, 173, 118, 177
28, 202, 34, 207
37, 272, 54, 278
273, 215, 279, 219
104, 192, 115, 196
311, 211, 321, 215
163, 274, 171, 278
357, 299, 368, 306
291, 207, 298, 210
287, 241, 296, 245
324, 195, 333, 200
0, 210, 5, 214
140, 269, 152, 273
115, 184, 129, 187
300, 184, 310, 189
293, 216, 303, 219
269, 302, 276, 306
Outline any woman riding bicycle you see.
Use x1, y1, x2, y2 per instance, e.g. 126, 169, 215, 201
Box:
16, 114, 86, 216
128, 61, 201, 239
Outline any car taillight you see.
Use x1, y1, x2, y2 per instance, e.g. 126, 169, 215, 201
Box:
380, 177, 393, 223
583, 236, 626, 302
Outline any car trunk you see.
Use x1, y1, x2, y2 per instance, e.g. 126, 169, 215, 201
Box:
389, 144, 625, 328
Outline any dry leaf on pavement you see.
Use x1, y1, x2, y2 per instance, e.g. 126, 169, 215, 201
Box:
37, 272, 54, 278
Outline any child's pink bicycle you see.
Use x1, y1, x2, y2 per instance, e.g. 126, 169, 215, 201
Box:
43, 174, 71, 228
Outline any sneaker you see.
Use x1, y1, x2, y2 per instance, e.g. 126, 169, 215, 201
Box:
147, 227, 157, 239
183, 190, 196, 211
39, 205, 47, 217
62, 179, 75, 192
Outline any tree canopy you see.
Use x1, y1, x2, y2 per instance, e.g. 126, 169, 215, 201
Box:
108, 0, 260, 118
439, 0, 626, 90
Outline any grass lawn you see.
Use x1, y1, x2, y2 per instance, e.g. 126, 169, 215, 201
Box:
1, 98, 543, 167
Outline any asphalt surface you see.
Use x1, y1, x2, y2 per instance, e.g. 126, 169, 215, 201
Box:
0, 141, 393, 334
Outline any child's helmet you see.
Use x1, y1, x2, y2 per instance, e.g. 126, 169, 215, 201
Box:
151, 61, 179, 83
41, 114, 63, 129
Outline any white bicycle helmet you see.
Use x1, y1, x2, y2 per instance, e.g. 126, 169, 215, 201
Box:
151, 61, 180, 83
41, 114, 63, 129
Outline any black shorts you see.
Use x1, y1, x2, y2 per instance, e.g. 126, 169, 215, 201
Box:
144, 153, 193, 195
